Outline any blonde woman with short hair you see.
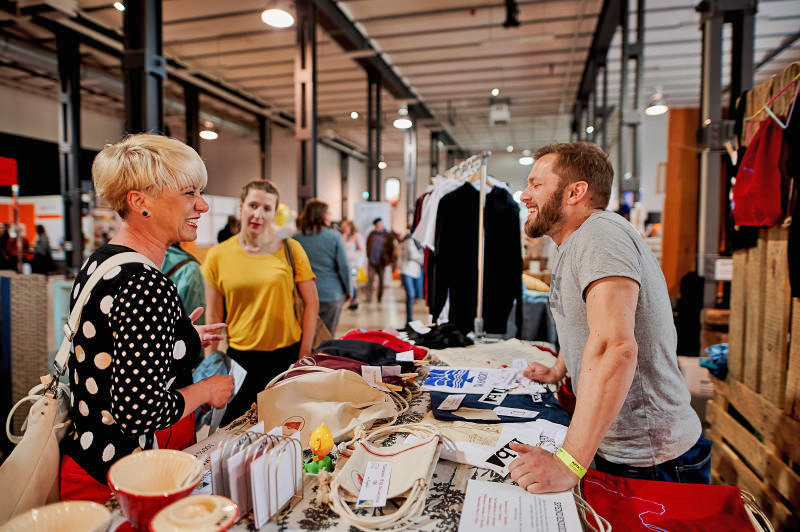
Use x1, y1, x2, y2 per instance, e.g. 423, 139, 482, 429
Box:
60, 134, 234, 503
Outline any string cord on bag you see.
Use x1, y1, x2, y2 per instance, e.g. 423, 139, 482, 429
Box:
323, 423, 439, 532
573, 480, 612, 532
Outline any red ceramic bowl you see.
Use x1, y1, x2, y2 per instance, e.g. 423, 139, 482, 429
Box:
107, 450, 200, 532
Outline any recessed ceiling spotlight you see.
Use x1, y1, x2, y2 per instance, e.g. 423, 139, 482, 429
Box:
350, 111, 359, 119
393, 118, 413, 129
522, 149, 531, 157
113, 1, 125, 11
491, 88, 500, 97
261, 6, 294, 28
378, 161, 388, 170
506, 145, 514, 152
586, 125, 595, 134
519, 156, 534, 166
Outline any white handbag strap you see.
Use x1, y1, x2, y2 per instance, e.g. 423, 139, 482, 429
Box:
52, 252, 156, 377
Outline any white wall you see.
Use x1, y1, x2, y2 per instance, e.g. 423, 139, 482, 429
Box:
200, 132, 261, 199
317, 143, 343, 220
0, 85, 124, 149
347, 156, 368, 221
639, 113, 668, 214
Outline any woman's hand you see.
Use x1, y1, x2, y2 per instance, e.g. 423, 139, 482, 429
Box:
203, 374, 234, 408
189, 307, 227, 349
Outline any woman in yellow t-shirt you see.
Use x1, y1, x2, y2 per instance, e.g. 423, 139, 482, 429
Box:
202, 180, 319, 424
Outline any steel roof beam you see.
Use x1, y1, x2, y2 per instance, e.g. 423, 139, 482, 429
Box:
572, 0, 621, 136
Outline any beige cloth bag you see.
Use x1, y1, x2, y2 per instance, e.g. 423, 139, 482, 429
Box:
322, 424, 441, 531
0, 252, 156, 523
256, 366, 398, 447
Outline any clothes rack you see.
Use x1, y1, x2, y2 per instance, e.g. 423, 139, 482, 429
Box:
473, 150, 491, 339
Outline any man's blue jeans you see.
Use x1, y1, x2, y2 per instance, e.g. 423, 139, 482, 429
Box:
593, 434, 712, 484
401, 273, 423, 324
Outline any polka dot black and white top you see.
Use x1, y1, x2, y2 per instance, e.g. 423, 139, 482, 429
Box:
62, 245, 200, 484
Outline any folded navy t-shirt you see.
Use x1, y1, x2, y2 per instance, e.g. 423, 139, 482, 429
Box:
429, 391, 569, 426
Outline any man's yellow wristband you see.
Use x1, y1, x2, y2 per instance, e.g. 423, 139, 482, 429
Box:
556, 447, 587, 479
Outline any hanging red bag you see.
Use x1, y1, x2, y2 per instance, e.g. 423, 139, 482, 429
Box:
581, 469, 756, 531
732, 119, 785, 227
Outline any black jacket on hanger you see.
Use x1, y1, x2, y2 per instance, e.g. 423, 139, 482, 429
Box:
432, 183, 522, 334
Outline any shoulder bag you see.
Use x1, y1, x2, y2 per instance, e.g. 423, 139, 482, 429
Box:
283, 240, 332, 349
0, 252, 155, 523
256, 366, 399, 447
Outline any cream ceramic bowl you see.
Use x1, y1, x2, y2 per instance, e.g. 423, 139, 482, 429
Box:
107, 450, 200, 531
150, 495, 238, 532
0, 501, 111, 532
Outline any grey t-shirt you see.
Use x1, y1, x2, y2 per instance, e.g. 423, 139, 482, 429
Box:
549, 211, 701, 467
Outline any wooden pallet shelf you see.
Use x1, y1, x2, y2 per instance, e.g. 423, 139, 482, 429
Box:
707, 224, 800, 531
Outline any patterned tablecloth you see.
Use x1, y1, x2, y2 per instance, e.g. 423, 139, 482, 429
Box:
222, 390, 513, 532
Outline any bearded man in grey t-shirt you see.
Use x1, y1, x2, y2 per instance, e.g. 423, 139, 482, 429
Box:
508, 141, 708, 494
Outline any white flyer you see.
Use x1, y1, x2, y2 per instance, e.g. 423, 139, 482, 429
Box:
458, 480, 582, 532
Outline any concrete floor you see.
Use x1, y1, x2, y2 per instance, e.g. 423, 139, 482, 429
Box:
333, 280, 430, 336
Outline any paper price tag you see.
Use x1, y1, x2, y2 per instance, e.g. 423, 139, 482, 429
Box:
531, 393, 542, 403
381, 365, 402, 377
493, 407, 539, 419
478, 387, 508, 406
356, 461, 392, 508
438, 394, 466, 411
361, 366, 382, 388
396, 350, 415, 362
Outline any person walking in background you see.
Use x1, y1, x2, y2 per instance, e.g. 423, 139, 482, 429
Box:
340, 219, 365, 310
217, 215, 240, 243
162, 242, 206, 330
6, 224, 31, 271
398, 229, 424, 324
364, 218, 395, 303
202, 180, 319, 425
31, 224, 54, 274
294, 200, 351, 334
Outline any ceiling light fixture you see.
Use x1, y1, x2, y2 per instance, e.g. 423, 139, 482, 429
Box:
518, 156, 534, 166
506, 145, 514, 152
645, 87, 669, 116
378, 161, 388, 170
113, 1, 125, 11
522, 149, 531, 157
393, 106, 413, 129
491, 88, 500, 97
586, 125, 595, 134
350, 111, 359, 119
261, 3, 294, 28
199, 121, 218, 140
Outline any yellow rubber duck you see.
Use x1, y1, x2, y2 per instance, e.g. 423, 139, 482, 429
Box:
309, 423, 334, 462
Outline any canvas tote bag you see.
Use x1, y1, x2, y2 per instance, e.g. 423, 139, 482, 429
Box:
256, 366, 398, 447
283, 240, 333, 349
322, 423, 442, 531
0, 252, 155, 523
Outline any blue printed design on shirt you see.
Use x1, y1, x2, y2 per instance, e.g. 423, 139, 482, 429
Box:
424, 369, 475, 388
